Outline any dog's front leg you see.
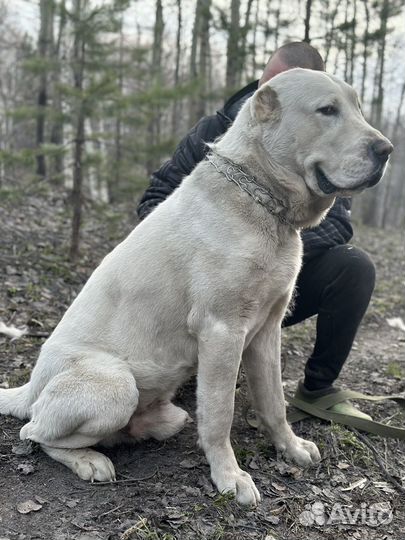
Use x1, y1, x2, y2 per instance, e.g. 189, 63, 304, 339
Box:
243, 319, 321, 467
196, 321, 260, 506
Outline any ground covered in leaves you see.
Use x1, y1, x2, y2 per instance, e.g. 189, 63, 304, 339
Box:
0, 192, 404, 540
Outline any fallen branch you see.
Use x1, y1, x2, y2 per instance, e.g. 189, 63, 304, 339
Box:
350, 427, 405, 495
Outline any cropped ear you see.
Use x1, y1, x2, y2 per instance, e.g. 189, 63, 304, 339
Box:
252, 84, 281, 123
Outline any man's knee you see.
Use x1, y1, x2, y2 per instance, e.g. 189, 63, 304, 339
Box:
330, 245, 376, 297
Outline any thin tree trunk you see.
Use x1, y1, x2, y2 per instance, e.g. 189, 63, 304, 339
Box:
348, 0, 357, 85
50, 0, 66, 181
226, 0, 241, 91
239, 0, 254, 86
360, 0, 370, 103
304, 0, 313, 43
146, 0, 164, 175
251, 0, 259, 79
171, 0, 182, 135
110, 17, 124, 203
70, 0, 86, 262
36, 0, 54, 178
382, 81, 405, 227
343, 0, 350, 81
375, 0, 388, 128
324, 0, 343, 68
196, 0, 211, 118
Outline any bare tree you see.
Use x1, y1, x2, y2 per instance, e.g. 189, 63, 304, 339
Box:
49, 0, 67, 181
36, 0, 54, 178
360, 0, 370, 103
69, 0, 86, 261
171, 0, 182, 135
304, 0, 313, 42
146, 0, 164, 175
226, 0, 241, 90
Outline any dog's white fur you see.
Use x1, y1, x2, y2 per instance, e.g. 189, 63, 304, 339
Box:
0, 69, 392, 505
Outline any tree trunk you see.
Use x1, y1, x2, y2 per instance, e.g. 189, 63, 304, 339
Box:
196, 0, 211, 118
239, 0, 254, 86
171, 0, 182, 136
250, 0, 260, 79
50, 0, 67, 182
110, 16, 124, 203
226, 0, 241, 91
324, 0, 343, 68
304, 0, 313, 43
360, 0, 370, 103
375, 0, 389, 128
348, 0, 357, 85
69, 0, 86, 262
146, 0, 164, 176
36, 0, 54, 178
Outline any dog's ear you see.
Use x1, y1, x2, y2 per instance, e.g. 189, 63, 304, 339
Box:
252, 84, 281, 123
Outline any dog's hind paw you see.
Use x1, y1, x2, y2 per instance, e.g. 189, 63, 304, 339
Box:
72, 450, 116, 482
42, 445, 116, 482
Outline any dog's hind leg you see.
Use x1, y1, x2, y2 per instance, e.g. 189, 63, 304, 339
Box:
41, 445, 116, 482
19, 355, 138, 481
125, 401, 192, 441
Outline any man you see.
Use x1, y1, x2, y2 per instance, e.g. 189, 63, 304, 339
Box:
137, 42, 375, 420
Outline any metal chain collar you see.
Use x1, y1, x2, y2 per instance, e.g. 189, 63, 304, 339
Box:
206, 152, 288, 223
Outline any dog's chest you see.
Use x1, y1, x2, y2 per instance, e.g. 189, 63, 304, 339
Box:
239, 231, 302, 332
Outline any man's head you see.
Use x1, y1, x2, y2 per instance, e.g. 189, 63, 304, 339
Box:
259, 42, 325, 86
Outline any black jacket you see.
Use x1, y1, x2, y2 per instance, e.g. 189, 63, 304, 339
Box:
137, 81, 353, 260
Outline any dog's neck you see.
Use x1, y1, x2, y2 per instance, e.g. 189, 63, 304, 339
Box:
206, 151, 291, 225
207, 150, 334, 229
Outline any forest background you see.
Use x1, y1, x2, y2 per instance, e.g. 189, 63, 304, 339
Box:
0, 0, 404, 260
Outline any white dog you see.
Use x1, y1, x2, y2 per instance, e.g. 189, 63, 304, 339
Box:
0, 69, 392, 506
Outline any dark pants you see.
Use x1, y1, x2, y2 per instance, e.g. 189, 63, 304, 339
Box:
283, 245, 376, 391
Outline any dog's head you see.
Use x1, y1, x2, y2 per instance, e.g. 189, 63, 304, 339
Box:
251, 68, 393, 198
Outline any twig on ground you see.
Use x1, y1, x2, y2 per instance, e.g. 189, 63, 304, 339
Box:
97, 503, 124, 520
84, 468, 158, 487
350, 428, 405, 495
26, 331, 50, 338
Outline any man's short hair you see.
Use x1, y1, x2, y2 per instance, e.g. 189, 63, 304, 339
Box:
276, 42, 325, 71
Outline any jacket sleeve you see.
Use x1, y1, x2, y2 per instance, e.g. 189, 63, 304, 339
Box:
301, 197, 353, 261
137, 114, 227, 220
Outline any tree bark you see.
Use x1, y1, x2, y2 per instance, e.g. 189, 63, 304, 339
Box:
226, 0, 241, 91
360, 0, 370, 103
36, 0, 54, 178
196, 0, 211, 118
304, 0, 313, 43
171, 0, 182, 136
69, 0, 86, 262
50, 0, 67, 181
146, 0, 164, 176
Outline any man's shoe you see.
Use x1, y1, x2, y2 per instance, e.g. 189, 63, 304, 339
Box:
327, 400, 373, 421
294, 380, 373, 421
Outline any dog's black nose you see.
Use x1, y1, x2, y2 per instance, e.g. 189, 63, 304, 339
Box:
369, 139, 394, 163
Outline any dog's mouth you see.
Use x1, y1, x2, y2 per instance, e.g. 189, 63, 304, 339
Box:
315, 165, 337, 195
315, 164, 384, 195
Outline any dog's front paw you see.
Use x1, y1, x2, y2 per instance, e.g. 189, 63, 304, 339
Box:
72, 449, 116, 482
280, 436, 321, 467
212, 467, 261, 506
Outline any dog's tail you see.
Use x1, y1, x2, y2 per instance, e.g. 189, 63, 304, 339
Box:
0, 383, 31, 419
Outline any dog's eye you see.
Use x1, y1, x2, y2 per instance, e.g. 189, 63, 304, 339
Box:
317, 105, 339, 116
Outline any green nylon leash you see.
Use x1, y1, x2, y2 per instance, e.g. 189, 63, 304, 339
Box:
245, 389, 405, 440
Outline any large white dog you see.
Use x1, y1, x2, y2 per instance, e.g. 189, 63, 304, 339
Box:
0, 69, 392, 506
